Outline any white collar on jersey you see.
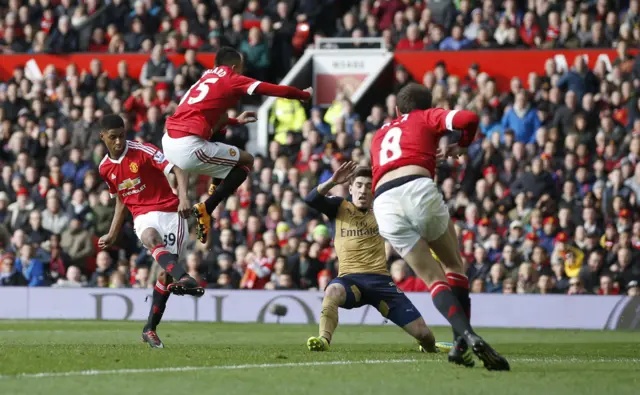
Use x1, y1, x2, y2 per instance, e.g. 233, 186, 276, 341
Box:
106, 141, 130, 164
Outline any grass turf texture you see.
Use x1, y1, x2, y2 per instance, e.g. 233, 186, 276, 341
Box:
0, 321, 638, 395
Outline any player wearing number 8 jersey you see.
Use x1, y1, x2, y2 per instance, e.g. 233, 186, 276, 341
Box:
370, 83, 510, 371
163, 47, 311, 244
98, 115, 204, 349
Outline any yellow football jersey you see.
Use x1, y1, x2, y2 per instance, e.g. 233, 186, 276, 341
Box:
333, 200, 389, 277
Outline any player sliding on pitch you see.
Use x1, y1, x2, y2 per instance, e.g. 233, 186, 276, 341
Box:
97, 114, 204, 348
370, 83, 510, 371
305, 162, 447, 353
162, 47, 312, 244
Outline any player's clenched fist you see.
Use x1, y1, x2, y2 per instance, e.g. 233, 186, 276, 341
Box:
98, 234, 116, 250
177, 199, 191, 219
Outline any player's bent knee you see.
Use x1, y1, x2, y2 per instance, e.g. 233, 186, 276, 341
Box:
140, 228, 164, 250
324, 284, 347, 303
238, 150, 254, 168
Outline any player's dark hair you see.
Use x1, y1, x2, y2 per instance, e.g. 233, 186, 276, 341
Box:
396, 83, 433, 114
215, 47, 242, 67
352, 166, 372, 182
100, 114, 125, 131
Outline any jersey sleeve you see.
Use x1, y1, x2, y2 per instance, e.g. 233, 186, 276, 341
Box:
231, 74, 262, 96
138, 143, 174, 176
304, 187, 343, 220
422, 108, 479, 147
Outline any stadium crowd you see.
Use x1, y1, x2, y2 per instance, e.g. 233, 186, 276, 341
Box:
0, 0, 639, 297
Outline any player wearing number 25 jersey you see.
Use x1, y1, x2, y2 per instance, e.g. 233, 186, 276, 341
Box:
162, 47, 311, 245
370, 83, 510, 371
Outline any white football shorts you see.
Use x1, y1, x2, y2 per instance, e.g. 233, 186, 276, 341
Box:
133, 211, 188, 257
162, 133, 239, 179
373, 177, 450, 258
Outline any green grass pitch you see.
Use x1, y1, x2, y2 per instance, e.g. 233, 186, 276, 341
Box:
0, 321, 638, 395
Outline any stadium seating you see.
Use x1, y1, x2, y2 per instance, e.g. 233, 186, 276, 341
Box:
0, 0, 639, 297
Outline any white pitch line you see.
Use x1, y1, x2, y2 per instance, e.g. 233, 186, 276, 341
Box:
1, 357, 639, 380
0, 359, 420, 380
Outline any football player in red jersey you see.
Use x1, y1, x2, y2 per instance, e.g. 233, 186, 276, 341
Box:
162, 47, 312, 244
97, 114, 204, 348
370, 83, 510, 371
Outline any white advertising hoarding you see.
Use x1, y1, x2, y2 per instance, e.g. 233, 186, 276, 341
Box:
0, 288, 637, 330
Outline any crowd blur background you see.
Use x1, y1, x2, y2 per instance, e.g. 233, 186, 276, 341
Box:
0, 0, 639, 297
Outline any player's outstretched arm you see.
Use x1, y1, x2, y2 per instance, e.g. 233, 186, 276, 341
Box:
98, 195, 127, 249
304, 161, 357, 219
170, 166, 191, 219
253, 82, 312, 101
442, 110, 479, 147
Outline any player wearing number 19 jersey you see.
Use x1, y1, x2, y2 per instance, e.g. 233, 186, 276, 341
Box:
98, 115, 204, 349
370, 83, 510, 371
163, 47, 311, 244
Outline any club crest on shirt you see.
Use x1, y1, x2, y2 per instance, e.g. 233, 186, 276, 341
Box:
110, 174, 116, 179
129, 162, 139, 173
229, 148, 237, 157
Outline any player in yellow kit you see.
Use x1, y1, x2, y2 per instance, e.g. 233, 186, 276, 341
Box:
304, 162, 450, 353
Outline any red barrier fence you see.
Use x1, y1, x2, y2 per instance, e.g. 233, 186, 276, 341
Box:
0, 50, 636, 93
394, 49, 638, 92
0, 53, 216, 81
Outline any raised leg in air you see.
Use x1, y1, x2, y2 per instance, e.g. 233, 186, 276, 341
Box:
140, 228, 204, 297
194, 150, 254, 243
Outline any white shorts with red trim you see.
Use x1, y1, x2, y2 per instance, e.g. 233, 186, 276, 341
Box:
133, 211, 188, 257
372, 177, 449, 258
161, 133, 239, 179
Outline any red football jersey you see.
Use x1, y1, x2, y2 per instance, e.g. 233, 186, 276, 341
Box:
370, 108, 478, 190
165, 66, 259, 140
99, 141, 179, 219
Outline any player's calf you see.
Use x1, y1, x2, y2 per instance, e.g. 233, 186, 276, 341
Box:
308, 283, 345, 351
404, 318, 437, 353
142, 271, 173, 349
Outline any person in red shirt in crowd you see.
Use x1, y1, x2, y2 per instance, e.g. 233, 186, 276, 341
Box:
151, 82, 172, 114
597, 274, 620, 295
391, 259, 428, 292
370, 83, 509, 371
162, 47, 312, 245
396, 24, 423, 51
519, 11, 540, 47
240, 240, 274, 289
96, 114, 202, 349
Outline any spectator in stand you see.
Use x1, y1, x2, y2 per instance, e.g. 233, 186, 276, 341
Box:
396, 23, 422, 50
14, 244, 46, 287
0, 253, 26, 286
139, 44, 175, 87
46, 15, 79, 53
439, 24, 472, 50
501, 91, 538, 144
240, 27, 270, 81
60, 215, 94, 271
53, 265, 86, 288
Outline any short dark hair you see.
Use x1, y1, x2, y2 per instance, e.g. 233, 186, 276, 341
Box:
352, 166, 372, 182
396, 83, 432, 114
215, 47, 242, 67
100, 114, 124, 131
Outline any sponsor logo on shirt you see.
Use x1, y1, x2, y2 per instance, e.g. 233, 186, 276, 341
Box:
117, 177, 141, 191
